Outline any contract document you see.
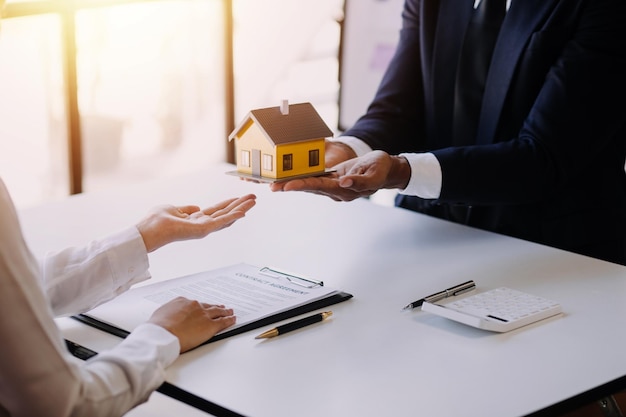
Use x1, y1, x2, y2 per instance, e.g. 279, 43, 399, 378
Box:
74, 263, 352, 342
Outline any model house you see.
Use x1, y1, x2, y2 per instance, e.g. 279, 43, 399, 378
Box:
228, 100, 333, 180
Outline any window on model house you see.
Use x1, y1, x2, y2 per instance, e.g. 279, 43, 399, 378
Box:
263, 154, 273, 171
283, 154, 293, 171
241, 150, 250, 167
309, 149, 320, 167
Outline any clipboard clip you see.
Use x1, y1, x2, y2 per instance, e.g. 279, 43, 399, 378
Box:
259, 267, 324, 288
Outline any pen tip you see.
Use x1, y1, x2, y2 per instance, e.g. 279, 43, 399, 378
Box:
255, 329, 278, 339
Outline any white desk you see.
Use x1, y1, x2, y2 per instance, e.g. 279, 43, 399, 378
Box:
19, 164, 626, 417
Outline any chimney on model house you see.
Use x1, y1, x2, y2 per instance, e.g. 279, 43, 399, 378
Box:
280, 99, 289, 115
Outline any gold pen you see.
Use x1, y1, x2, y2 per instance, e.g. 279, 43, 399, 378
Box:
255, 311, 333, 339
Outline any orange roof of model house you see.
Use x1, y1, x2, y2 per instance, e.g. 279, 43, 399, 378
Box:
228, 101, 333, 145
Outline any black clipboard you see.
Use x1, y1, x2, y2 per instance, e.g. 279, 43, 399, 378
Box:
71, 264, 353, 345
71, 290, 353, 344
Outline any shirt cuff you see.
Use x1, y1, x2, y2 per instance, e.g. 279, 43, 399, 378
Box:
332, 136, 373, 157
86, 322, 180, 401
398, 152, 442, 199
106, 227, 151, 289
122, 323, 180, 368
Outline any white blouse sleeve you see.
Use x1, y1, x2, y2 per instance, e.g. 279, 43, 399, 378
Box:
42, 227, 151, 317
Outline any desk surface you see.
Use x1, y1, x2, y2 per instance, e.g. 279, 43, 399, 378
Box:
19, 164, 626, 417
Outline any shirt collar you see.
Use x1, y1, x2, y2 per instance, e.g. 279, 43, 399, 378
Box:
474, 0, 512, 11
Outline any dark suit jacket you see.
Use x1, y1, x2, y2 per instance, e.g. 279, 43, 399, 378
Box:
343, 0, 626, 264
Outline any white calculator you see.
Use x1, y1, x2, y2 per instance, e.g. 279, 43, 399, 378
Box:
421, 287, 562, 332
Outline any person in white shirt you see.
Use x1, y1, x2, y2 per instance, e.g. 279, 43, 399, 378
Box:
0, 177, 256, 417
0, 4, 257, 415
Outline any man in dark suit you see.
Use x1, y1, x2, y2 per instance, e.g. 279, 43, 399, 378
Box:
271, 0, 626, 265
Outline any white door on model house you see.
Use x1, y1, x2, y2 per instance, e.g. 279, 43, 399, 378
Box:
251, 149, 261, 177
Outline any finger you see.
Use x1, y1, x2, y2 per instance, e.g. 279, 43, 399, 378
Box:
210, 315, 237, 332
338, 175, 373, 190
205, 198, 256, 221
176, 205, 201, 216
206, 306, 234, 318
229, 198, 256, 216
203, 195, 256, 217
201, 197, 240, 216
337, 172, 379, 192
338, 177, 354, 188
279, 177, 332, 192
193, 204, 253, 233
269, 182, 285, 192
200, 302, 226, 310
203, 211, 247, 230
229, 194, 257, 214
275, 177, 358, 201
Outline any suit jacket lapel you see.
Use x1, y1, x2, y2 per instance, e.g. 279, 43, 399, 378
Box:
477, 0, 558, 144
431, 0, 474, 148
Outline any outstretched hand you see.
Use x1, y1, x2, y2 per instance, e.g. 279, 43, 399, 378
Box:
270, 151, 410, 201
136, 194, 257, 253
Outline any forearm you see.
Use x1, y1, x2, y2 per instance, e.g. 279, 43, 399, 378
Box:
68, 324, 179, 417
42, 227, 150, 316
4, 324, 179, 417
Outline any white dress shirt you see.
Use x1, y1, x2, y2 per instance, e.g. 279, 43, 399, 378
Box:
0, 179, 179, 417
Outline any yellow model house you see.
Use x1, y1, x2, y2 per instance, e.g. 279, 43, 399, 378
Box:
228, 100, 333, 181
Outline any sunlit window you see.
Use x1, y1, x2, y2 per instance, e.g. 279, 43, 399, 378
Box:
1, 0, 227, 208
1, 0, 343, 209
75, 1, 226, 192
